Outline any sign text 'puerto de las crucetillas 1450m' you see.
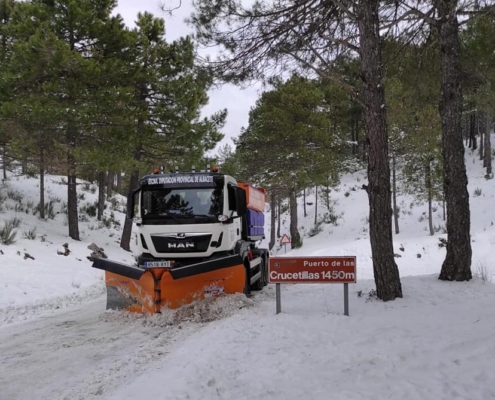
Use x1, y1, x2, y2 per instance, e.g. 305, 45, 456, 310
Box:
268, 256, 356, 316
269, 256, 356, 284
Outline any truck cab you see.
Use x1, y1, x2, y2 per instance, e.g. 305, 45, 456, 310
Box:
127, 169, 253, 267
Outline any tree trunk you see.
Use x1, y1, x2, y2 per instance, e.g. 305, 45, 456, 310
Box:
120, 169, 139, 251
362, 138, 367, 162
357, 0, 402, 300
39, 146, 45, 219
276, 199, 281, 238
479, 111, 484, 161
351, 114, 359, 156
107, 171, 114, 198
442, 195, 446, 222
87, 169, 95, 184
269, 192, 276, 251
67, 149, 79, 241
350, 115, 355, 155
2, 143, 7, 180
392, 153, 399, 235
21, 156, 27, 175
289, 186, 300, 249
463, 114, 469, 146
435, 0, 472, 281
116, 170, 122, 193
314, 186, 318, 225
485, 109, 492, 176
97, 170, 106, 221
325, 185, 331, 212
120, 144, 142, 251
426, 159, 434, 236
303, 188, 307, 217
355, 114, 360, 158
469, 112, 476, 149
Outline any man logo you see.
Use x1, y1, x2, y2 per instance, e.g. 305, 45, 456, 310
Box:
168, 242, 194, 249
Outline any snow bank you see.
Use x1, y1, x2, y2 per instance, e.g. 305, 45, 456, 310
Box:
0, 174, 135, 322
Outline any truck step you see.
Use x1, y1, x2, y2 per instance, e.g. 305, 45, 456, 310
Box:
249, 257, 262, 269
250, 271, 261, 285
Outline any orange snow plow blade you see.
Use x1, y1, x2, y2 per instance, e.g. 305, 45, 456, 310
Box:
92, 255, 245, 314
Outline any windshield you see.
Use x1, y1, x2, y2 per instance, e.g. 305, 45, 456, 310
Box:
141, 187, 223, 218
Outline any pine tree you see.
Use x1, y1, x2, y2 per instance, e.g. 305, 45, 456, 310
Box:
385, 40, 443, 236
0, 0, 17, 181
6, 0, 123, 239
4, 15, 73, 219
77, 13, 136, 221
236, 75, 346, 249
462, 13, 495, 178
433, 0, 472, 281
118, 12, 224, 251
190, 0, 403, 300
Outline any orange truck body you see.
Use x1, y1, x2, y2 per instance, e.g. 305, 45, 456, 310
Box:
238, 182, 265, 212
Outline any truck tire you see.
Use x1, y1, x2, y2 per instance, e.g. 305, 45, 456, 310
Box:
263, 255, 269, 286
243, 262, 251, 297
251, 256, 266, 291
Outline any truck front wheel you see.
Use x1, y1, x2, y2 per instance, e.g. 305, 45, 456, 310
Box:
243, 262, 251, 297
263, 255, 269, 286
250, 256, 266, 291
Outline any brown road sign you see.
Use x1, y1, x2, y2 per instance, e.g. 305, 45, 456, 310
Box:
269, 256, 356, 284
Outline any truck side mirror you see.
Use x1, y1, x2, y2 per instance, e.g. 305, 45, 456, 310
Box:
126, 189, 140, 220
235, 187, 247, 217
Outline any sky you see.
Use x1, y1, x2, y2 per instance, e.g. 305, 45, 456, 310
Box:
114, 0, 261, 155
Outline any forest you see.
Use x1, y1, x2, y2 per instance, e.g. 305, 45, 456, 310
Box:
0, 0, 227, 251
1, 0, 494, 301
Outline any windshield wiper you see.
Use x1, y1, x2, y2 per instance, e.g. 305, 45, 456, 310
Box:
155, 212, 213, 221
193, 214, 213, 221
161, 213, 181, 221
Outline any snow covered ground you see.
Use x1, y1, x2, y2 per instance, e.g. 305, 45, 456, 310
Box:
1, 147, 495, 400
0, 175, 135, 323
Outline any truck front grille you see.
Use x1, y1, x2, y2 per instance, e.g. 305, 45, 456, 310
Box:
151, 234, 212, 253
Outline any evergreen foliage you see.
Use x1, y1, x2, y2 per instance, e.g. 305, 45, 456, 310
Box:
0, 0, 224, 243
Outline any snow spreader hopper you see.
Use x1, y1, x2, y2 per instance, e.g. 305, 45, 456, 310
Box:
92, 166, 269, 314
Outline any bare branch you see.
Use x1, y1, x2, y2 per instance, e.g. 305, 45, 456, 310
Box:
397, 1, 438, 26
318, 34, 360, 52
159, 0, 182, 16
282, 45, 363, 107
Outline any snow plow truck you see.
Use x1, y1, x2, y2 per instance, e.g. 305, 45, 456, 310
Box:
92, 166, 269, 314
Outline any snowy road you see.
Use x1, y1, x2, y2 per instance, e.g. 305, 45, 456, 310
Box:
0, 296, 200, 400
2, 280, 495, 400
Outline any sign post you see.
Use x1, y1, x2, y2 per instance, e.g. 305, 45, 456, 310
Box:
276, 283, 281, 314
269, 256, 356, 316
279, 234, 291, 254
344, 283, 349, 316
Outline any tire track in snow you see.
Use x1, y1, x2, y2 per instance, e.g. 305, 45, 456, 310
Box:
0, 283, 107, 326
0, 296, 203, 400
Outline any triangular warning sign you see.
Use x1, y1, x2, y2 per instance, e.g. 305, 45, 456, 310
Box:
280, 234, 291, 244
